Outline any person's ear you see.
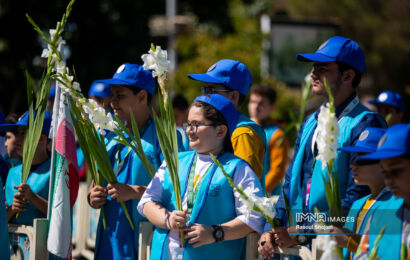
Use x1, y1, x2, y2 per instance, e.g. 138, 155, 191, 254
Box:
216, 125, 228, 139
342, 69, 355, 84
136, 90, 148, 104
230, 91, 240, 107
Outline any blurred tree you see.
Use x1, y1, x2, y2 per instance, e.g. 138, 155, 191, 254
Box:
284, 0, 410, 118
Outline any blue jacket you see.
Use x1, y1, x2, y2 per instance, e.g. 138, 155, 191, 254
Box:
5, 158, 51, 225
94, 119, 161, 260
0, 178, 10, 260
275, 94, 386, 227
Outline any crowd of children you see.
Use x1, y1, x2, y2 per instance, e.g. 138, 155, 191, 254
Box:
0, 35, 408, 260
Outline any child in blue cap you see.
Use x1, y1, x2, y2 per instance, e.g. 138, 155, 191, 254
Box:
329, 127, 396, 258
88, 63, 163, 259
369, 90, 404, 127
5, 110, 52, 226
352, 123, 410, 259
188, 59, 267, 189
138, 94, 265, 260
88, 80, 113, 113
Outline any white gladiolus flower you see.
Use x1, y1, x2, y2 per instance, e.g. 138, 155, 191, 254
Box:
256, 197, 276, 219
316, 103, 339, 169
305, 73, 312, 84
41, 48, 50, 58
315, 235, 341, 260
49, 29, 57, 39
72, 82, 80, 91
141, 45, 170, 78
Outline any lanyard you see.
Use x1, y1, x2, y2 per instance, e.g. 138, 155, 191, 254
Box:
113, 144, 132, 175
311, 96, 360, 156
186, 154, 213, 214
112, 118, 151, 175
356, 187, 389, 231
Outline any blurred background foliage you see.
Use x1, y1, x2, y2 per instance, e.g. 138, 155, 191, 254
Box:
0, 0, 409, 144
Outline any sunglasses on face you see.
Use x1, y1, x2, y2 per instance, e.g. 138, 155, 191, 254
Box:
200, 86, 232, 95
353, 158, 380, 166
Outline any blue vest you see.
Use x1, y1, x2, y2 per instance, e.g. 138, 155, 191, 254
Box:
237, 113, 267, 188
262, 124, 282, 195
151, 151, 255, 260
5, 158, 51, 226
95, 119, 161, 260
288, 102, 372, 221
343, 189, 396, 259
360, 196, 404, 260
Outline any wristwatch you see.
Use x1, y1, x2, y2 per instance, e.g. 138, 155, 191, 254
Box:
295, 234, 308, 245
212, 225, 224, 242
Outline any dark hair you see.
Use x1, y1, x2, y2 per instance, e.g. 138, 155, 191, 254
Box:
190, 100, 233, 153
337, 62, 362, 89
172, 94, 189, 111
122, 85, 153, 105
217, 85, 246, 107
250, 85, 277, 104
5, 113, 18, 124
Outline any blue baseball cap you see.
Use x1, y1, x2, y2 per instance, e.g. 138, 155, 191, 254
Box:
0, 110, 52, 136
359, 123, 410, 160
369, 91, 404, 112
49, 85, 56, 99
97, 63, 156, 95
194, 94, 239, 136
88, 81, 112, 98
339, 127, 386, 153
188, 59, 253, 95
297, 36, 366, 73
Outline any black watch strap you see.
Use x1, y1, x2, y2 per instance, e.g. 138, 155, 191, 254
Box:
212, 225, 224, 242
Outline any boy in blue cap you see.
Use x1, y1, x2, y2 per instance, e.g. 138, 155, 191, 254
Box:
329, 128, 395, 258
5, 111, 52, 226
188, 59, 267, 187
88, 80, 113, 113
369, 90, 404, 127
88, 63, 163, 259
258, 36, 386, 257
352, 123, 410, 259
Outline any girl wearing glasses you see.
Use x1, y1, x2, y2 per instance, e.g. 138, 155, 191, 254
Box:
138, 94, 265, 259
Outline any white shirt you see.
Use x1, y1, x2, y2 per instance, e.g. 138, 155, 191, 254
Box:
137, 153, 265, 259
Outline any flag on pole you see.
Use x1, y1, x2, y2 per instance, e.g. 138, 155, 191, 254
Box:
47, 83, 80, 259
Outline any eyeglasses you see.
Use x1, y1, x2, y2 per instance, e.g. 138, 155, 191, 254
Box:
182, 122, 217, 133
201, 86, 232, 95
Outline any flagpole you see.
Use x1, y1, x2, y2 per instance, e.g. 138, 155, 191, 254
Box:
47, 77, 62, 220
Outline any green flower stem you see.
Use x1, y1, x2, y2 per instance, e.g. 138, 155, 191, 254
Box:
210, 154, 278, 228
112, 109, 156, 178
152, 85, 184, 246
70, 99, 134, 230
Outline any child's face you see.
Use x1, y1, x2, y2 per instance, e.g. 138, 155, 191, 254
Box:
248, 94, 274, 121
350, 159, 384, 186
14, 126, 26, 157
110, 85, 142, 122
5, 131, 20, 159
376, 104, 403, 127
381, 156, 410, 199
186, 106, 226, 154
